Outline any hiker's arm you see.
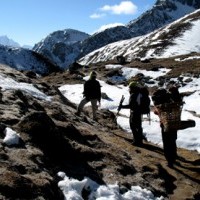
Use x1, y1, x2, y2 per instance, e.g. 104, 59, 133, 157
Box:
120, 95, 132, 109
153, 107, 159, 115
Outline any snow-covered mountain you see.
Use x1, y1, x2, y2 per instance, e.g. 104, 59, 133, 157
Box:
80, 0, 200, 60
33, 29, 90, 69
22, 45, 33, 49
79, 9, 200, 65
0, 29, 89, 75
127, 0, 200, 37
0, 45, 60, 75
33, 0, 200, 69
0, 35, 20, 48
0, 35, 32, 49
79, 26, 132, 58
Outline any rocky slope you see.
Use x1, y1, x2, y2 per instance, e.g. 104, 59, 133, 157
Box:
0, 56, 200, 199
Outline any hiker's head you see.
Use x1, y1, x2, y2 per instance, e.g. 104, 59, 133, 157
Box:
89, 71, 97, 80
128, 81, 139, 93
168, 85, 178, 93
168, 85, 180, 97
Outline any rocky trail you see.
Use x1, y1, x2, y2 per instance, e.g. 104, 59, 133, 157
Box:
0, 60, 200, 199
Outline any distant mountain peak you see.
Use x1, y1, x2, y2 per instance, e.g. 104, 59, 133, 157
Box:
32, 29, 90, 69
0, 35, 20, 48
36, 29, 90, 47
0, 35, 33, 49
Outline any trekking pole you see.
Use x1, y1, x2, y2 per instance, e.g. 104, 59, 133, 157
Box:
148, 112, 151, 125
115, 95, 125, 118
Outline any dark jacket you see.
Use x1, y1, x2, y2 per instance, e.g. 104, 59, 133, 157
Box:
83, 79, 101, 101
121, 91, 141, 113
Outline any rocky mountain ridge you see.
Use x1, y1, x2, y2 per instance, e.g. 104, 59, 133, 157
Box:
0, 44, 60, 75
32, 29, 90, 69
127, 0, 200, 36
79, 9, 200, 65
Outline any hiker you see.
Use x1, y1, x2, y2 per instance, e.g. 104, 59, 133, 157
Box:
152, 86, 183, 167
119, 81, 145, 146
76, 71, 101, 120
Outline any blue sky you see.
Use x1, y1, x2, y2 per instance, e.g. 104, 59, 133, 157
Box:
0, 0, 156, 46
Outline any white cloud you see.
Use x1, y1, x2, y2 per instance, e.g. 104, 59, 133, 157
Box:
100, 1, 137, 15
90, 13, 106, 19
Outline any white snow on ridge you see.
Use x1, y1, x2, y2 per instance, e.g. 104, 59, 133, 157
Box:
169, 1, 195, 20
79, 10, 200, 65
0, 74, 51, 101
161, 20, 200, 58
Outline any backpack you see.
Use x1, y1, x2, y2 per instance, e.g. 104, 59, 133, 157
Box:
152, 88, 171, 105
139, 86, 151, 115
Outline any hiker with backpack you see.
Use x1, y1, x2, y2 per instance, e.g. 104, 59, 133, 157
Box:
118, 81, 150, 146
152, 86, 183, 167
75, 71, 101, 120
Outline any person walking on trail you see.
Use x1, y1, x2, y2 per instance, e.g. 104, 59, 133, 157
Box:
76, 71, 101, 120
152, 86, 183, 168
119, 81, 144, 146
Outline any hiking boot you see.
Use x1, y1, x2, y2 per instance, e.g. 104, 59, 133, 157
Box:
142, 135, 147, 141
132, 140, 143, 146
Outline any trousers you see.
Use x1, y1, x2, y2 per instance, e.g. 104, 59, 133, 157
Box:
77, 98, 98, 119
161, 125, 177, 165
130, 111, 143, 144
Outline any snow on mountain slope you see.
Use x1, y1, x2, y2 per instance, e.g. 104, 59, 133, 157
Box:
127, 0, 200, 37
0, 45, 59, 75
161, 18, 200, 57
79, 9, 200, 65
79, 26, 132, 58
33, 29, 90, 69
